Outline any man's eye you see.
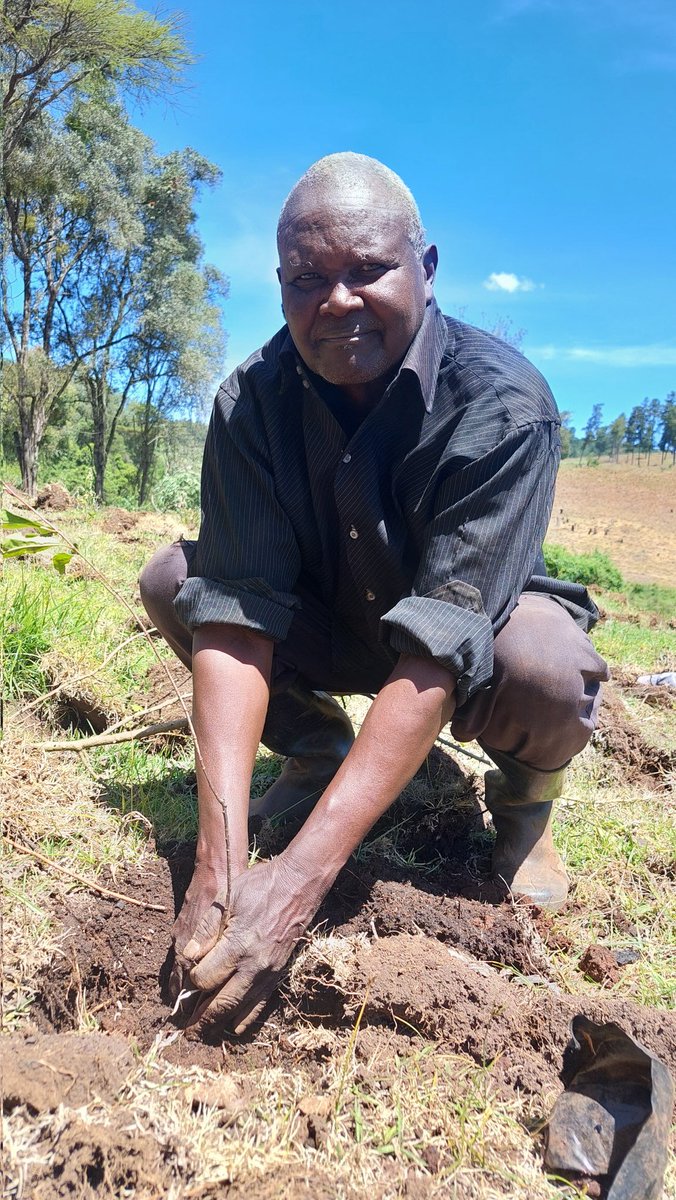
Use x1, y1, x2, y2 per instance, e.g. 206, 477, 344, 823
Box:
294, 272, 321, 283
354, 263, 388, 278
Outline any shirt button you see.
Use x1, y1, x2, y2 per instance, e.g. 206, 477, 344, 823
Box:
342, 452, 352, 464
349, 525, 359, 539
296, 363, 303, 375
302, 379, 309, 389
365, 589, 376, 601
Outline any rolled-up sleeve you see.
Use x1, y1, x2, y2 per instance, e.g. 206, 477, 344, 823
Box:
174, 379, 301, 638
380, 421, 560, 704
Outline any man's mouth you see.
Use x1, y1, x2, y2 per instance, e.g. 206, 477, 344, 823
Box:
319, 329, 378, 343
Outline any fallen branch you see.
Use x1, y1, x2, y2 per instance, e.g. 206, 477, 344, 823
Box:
104, 691, 192, 735
2, 834, 168, 912
36, 717, 190, 752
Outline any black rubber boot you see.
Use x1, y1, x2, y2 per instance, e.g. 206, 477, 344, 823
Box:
250, 682, 355, 822
483, 747, 569, 911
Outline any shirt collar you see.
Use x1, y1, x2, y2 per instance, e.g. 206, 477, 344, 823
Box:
278, 297, 448, 412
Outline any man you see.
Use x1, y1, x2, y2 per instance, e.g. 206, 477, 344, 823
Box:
140, 152, 609, 1034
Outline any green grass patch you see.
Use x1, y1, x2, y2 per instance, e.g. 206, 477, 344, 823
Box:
543, 543, 624, 590
591, 618, 675, 673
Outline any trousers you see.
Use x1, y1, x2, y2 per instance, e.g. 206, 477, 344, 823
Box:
139, 540, 610, 772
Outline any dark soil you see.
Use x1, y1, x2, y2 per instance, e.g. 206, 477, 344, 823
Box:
99, 507, 139, 537
593, 684, 675, 789
138, 659, 193, 728
31, 847, 676, 1092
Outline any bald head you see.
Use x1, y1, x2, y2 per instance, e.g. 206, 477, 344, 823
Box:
277, 152, 426, 258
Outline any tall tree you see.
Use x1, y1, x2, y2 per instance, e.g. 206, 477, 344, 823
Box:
608, 413, 627, 462
59, 135, 226, 501
1, 0, 188, 164
580, 403, 603, 460
659, 393, 676, 465
1, 98, 145, 493
624, 405, 645, 463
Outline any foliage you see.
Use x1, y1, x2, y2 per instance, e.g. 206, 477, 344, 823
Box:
152, 469, 201, 513
543, 542, 624, 590
1, 0, 189, 163
1, 509, 73, 573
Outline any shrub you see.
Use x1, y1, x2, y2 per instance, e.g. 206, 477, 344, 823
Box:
543, 543, 624, 590
152, 470, 201, 513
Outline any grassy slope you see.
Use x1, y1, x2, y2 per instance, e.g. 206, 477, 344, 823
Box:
2, 486, 675, 1198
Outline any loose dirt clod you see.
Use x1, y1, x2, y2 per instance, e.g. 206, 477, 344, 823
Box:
579, 944, 622, 986
2, 1032, 133, 1112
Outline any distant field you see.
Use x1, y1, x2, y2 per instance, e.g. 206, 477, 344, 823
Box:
550, 458, 676, 587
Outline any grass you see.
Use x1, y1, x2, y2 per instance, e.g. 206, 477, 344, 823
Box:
2, 496, 675, 1198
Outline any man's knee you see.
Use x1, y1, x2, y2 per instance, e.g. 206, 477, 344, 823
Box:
482, 593, 610, 769
139, 540, 194, 616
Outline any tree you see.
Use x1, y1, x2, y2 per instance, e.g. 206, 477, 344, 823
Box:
1, 98, 145, 493
641, 397, 661, 465
658, 393, 676, 465
607, 413, 626, 462
624, 405, 645, 463
1, 0, 188, 164
580, 403, 603, 460
59, 134, 226, 502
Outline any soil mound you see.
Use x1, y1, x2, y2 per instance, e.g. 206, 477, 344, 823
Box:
36, 482, 71, 511
290, 933, 676, 1099
100, 507, 139, 536
593, 684, 674, 788
31, 851, 676, 1102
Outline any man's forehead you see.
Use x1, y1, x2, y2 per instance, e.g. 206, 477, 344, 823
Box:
278, 200, 408, 263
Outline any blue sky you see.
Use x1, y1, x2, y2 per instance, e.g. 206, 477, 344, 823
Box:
132, 0, 675, 432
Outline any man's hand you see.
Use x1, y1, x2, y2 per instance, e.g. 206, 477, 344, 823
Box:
183, 855, 322, 1035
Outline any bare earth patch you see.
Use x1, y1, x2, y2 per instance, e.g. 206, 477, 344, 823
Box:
550, 460, 676, 586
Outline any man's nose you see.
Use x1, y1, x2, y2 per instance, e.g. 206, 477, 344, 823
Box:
320, 281, 364, 316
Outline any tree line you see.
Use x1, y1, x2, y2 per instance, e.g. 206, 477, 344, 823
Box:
1, 0, 226, 504
560, 396, 676, 464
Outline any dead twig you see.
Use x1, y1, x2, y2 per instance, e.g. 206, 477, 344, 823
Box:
35, 717, 190, 752
2, 832, 168, 912
104, 691, 192, 734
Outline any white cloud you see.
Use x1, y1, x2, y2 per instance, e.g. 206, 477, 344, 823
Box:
484, 271, 537, 293
526, 342, 676, 367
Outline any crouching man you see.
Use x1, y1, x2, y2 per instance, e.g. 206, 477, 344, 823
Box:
140, 152, 609, 1033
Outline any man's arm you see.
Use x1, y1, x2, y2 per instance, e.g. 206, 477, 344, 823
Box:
184, 653, 455, 1032
170, 624, 273, 986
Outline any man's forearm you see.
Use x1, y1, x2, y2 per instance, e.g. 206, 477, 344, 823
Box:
281, 654, 456, 899
192, 623, 274, 878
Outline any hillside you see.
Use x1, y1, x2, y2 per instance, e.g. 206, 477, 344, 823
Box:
550, 459, 675, 587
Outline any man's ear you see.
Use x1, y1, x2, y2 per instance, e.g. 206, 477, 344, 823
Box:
423, 245, 438, 297
276, 266, 282, 284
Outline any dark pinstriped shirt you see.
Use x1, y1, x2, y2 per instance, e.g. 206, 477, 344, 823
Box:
174, 300, 597, 705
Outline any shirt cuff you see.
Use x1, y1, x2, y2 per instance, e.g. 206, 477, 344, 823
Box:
379, 590, 494, 706
174, 576, 299, 640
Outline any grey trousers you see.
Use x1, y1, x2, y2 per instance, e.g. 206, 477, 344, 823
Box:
139, 541, 610, 773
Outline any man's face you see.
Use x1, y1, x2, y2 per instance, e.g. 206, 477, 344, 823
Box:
277, 192, 436, 401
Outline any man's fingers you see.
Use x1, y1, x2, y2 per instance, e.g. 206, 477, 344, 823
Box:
230, 976, 281, 1034
189, 938, 240, 992
181, 896, 228, 964
167, 954, 185, 1005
